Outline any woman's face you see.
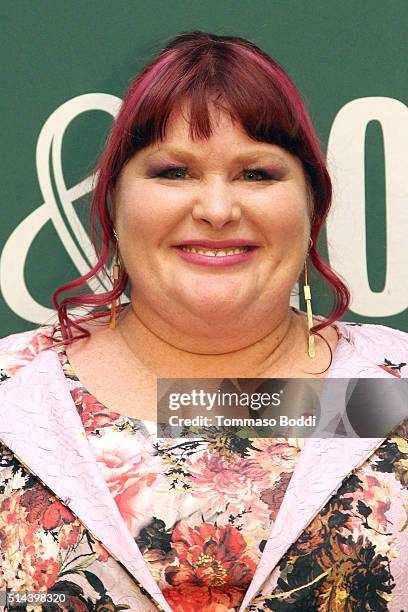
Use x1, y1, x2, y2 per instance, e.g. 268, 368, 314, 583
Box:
114, 102, 312, 334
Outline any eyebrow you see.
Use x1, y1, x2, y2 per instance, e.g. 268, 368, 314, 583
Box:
144, 146, 288, 165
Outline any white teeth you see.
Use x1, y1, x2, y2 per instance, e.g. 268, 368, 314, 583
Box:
179, 246, 249, 256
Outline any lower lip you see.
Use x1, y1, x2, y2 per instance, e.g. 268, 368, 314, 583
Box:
173, 246, 258, 267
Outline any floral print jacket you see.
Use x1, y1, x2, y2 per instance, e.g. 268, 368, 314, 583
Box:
0, 313, 408, 612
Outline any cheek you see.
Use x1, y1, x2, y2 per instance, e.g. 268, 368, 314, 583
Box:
116, 183, 184, 239
261, 186, 310, 236
116, 198, 158, 246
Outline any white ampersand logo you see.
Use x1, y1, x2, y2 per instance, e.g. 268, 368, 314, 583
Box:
1, 93, 305, 326
0, 94, 122, 324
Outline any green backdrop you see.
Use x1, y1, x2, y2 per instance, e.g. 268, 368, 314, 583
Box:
1, 0, 407, 336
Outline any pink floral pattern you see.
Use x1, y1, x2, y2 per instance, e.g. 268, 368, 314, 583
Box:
56, 344, 301, 608
0, 316, 408, 611
90, 429, 163, 536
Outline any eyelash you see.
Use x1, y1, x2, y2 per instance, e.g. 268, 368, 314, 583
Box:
154, 166, 275, 181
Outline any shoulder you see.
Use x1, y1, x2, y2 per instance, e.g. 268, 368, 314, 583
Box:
334, 319, 408, 378
0, 326, 56, 384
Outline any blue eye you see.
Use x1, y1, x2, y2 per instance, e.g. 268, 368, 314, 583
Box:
243, 168, 273, 181
155, 166, 274, 181
157, 167, 187, 179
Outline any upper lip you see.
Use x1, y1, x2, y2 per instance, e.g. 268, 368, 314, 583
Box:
175, 239, 259, 248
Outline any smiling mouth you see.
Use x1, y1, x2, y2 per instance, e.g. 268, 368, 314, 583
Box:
177, 245, 254, 256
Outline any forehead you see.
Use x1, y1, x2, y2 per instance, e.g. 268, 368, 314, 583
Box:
165, 101, 247, 140
164, 102, 268, 147
140, 102, 300, 168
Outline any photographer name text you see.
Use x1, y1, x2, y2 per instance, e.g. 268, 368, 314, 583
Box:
168, 414, 316, 427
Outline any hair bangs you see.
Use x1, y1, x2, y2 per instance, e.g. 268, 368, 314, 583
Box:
122, 42, 301, 167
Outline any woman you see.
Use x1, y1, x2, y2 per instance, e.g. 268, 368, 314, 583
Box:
0, 31, 407, 612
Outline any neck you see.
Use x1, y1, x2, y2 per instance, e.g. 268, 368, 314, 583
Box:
114, 302, 308, 378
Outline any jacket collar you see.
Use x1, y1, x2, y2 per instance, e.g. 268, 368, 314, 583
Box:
0, 345, 402, 611
239, 434, 388, 609
239, 350, 405, 609
0, 348, 172, 612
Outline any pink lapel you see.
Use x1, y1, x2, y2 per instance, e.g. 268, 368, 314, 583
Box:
239, 434, 387, 609
240, 352, 403, 610
0, 349, 172, 612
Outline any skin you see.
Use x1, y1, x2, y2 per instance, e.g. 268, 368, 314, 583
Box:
66, 101, 339, 416
108, 100, 326, 376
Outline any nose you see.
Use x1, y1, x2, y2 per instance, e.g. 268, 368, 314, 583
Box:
191, 177, 241, 229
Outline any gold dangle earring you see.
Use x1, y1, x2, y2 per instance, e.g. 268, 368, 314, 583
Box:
109, 230, 121, 331
303, 238, 315, 358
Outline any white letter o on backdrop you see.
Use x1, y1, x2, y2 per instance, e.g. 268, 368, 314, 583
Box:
326, 97, 408, 317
